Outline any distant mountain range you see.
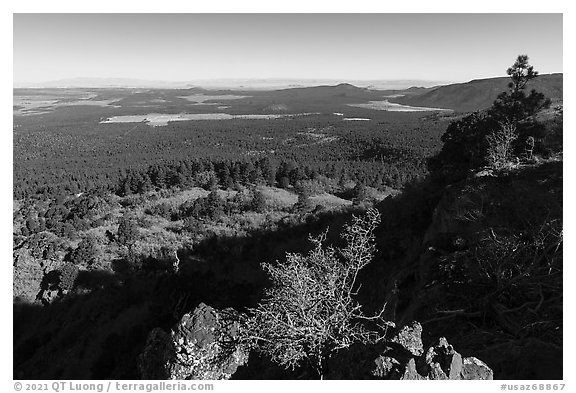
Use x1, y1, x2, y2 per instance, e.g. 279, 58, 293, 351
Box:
391, 73, 563, 112
14, 74, 562, 114
13, 77, 192, 89
13, 77, 451, 91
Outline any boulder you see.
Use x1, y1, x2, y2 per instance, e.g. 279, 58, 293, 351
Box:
390, 321, 424, 357
139, 303, 249, 380
373, 356, 401, 379
461, 357, 494, 380
423, 337, 462, 380
373, 324, 493, 380
401, 358, 425, 380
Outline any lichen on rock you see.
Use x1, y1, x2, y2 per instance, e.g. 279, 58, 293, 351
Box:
139, 303, 249, 380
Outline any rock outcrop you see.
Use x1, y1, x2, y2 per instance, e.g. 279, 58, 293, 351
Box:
373, 322, 493, 380
140, 307, 492, 380
390, 321, 424, 357
139, 303, 249, 380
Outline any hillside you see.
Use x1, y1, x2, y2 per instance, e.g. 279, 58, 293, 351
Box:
13, 181, 396, 379
369, 158, 563, 379
392, 73, 563, 112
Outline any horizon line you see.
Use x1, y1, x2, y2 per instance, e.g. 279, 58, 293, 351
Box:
13, 72, 564, 89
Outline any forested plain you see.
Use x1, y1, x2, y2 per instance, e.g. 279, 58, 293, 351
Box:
14, 84, 451, 199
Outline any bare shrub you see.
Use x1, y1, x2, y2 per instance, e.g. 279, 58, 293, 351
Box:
486, 121, 519, 169
245, 208, 392, 378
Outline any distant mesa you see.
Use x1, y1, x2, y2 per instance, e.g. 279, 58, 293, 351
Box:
335, 83, 364, 89
406, 86, 430, 92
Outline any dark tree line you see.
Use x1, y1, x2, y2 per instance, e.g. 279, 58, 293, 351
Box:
115, 156, 411, 198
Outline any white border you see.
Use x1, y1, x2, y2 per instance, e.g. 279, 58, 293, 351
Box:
3, 3, 572, 391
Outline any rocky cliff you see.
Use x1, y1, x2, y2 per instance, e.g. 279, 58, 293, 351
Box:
378, 159, 563, 379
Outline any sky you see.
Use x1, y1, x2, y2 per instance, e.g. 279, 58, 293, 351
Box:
13, 13, 563, 84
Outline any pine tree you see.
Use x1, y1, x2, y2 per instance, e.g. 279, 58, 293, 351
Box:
250, 189, 267, 213
117, 216, 139, 251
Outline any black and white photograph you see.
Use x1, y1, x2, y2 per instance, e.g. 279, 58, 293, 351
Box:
10, 7, 565, 385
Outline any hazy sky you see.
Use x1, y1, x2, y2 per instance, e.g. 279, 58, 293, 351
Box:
13, 13, 563, 84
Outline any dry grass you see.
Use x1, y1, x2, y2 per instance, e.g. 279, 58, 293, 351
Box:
310, 193, 352, 209
366, 185, 400, 201
140, 188, 210, 211
258, 186, 298, 209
